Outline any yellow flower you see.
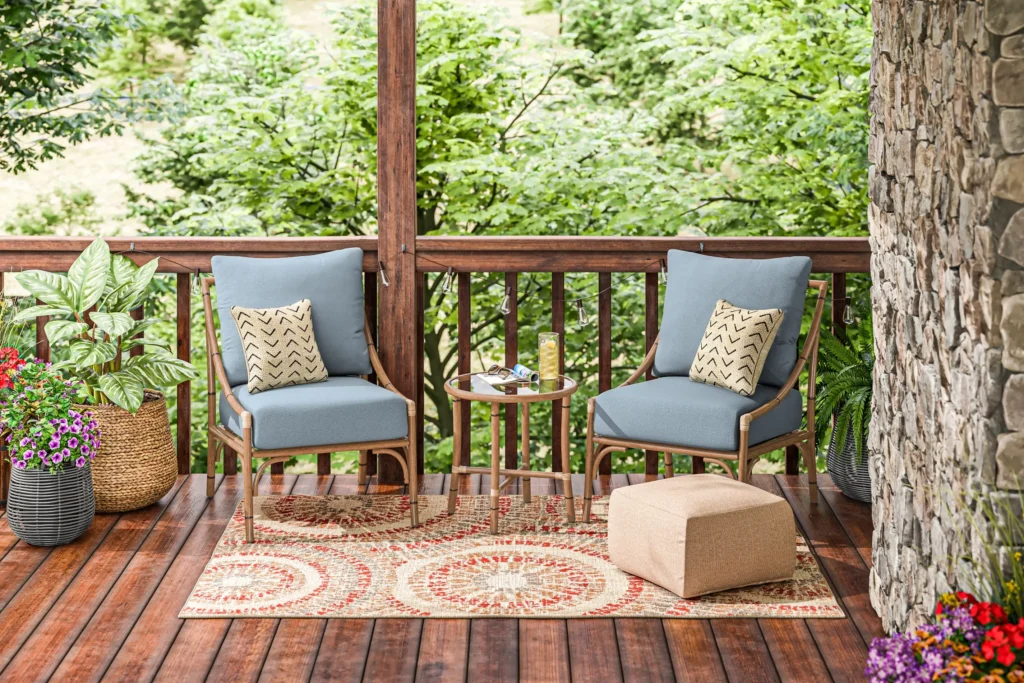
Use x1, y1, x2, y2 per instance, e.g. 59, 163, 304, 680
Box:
1015, 551, 1022, 562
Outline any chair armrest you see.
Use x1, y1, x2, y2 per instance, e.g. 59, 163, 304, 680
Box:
201, 277, 248, 419
619, 337, 659, 387
741, 279, 828, 427
364, 316, 415, 410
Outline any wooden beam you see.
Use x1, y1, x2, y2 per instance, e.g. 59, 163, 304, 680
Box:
457, 273, 471, 467
551, 273, 565, 472
598, 273, 612, 475
364, 272, 378, 478
376, 0, 417, 483
504, 273, 518, 471
644, 273, 659, 476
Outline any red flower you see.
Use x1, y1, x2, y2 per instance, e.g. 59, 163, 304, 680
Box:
0, 347, 24, 391
972, 601, 1009, 626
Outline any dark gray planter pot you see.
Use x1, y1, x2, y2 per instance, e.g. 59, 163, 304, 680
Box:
7, 464, 95, 546
825, 428, 871, 503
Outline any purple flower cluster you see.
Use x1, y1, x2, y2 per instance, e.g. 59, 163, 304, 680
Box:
865, 606, 986, 682
6, 409, 101, 473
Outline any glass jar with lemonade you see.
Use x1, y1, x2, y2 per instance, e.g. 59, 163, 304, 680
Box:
538, 332, 560, 380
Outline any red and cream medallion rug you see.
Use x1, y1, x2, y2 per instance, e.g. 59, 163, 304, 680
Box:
180, 494, 844, 619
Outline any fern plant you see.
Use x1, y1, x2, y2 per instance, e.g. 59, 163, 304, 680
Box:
14, 238, 199, 413
814, 325, 873, 464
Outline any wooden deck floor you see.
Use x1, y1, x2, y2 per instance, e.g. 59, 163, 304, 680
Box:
0, 471, 880, 682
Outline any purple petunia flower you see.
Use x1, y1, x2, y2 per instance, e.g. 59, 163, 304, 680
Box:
58, 424, 69, 435
70, 423, 81, 434
49, 438, 60, 450
52, 452, 63, 464
75, 456, 86, 468
22, 449, 33, 458
67, 437, 78, 449
12, 459, 26, 470
19, 437, 29, 447
81, 444, 90, 456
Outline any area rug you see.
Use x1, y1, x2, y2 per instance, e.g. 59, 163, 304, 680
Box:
179, 494, 844, 619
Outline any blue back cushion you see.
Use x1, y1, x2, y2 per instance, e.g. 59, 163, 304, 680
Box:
212, 248, 371, 387
653, 250, 812, 386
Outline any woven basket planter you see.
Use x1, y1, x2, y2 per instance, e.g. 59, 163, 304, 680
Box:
7, 463, 95, 546
825, 428, 872, 504
81, 390, 177, 513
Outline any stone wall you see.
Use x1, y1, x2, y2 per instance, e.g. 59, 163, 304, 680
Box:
868, 0, 1024, 631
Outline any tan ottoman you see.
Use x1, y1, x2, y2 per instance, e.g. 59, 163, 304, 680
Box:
607, 474, 795, 598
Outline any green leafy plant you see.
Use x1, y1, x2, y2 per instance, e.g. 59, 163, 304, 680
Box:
2, 187, 100, 236
814, 326, 873, 464
14, 238, 199, 413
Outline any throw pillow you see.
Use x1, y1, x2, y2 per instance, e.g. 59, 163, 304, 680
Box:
690, 299, 785, 396
230, 299, 328, 394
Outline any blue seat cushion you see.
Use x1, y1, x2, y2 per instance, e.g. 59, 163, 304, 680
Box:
219, 377, 408, 450
653, 250, 812, 387
212, 248, 370, 388
593, 377, 802, 452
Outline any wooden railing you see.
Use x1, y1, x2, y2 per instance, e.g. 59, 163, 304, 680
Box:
0, 235, 870, 487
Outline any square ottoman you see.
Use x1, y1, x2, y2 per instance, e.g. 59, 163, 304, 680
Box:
607, 474, 796, 598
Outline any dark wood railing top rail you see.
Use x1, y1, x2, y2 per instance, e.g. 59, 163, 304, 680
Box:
0, 235, 871, 273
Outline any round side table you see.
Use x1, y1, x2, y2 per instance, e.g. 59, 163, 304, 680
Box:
444, 373, 578, 534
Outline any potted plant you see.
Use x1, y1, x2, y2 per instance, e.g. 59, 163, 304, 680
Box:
1, 361, 99, 545
1, 295, 31, 506
814, 326, 873, 503
15, 238, 199, 512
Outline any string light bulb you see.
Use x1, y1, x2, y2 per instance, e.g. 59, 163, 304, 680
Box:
576, 298, 589, 326
499, 286, 512, 315
843, 302, 854, 326
378, 262, 391, 287
442, 267, 454, 295
659, 259, 668, 285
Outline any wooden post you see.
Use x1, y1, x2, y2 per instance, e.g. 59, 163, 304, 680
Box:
457, 272, 471, 467
176, 275, 191, 474
644, 272, 659, 476
833, 272, 847, 338
363, 271, 378, 478
376, 0, 417, 482
598, 273, 612, 475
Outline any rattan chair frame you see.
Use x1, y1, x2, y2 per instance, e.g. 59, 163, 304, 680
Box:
201, 277, 419, 543
583, 280, 828, 522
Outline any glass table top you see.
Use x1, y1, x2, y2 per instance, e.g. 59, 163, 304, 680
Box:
446, 373, 576, 400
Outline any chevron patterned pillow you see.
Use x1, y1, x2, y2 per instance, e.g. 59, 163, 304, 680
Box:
689, 300, 785, 397
230, 299, 328, 394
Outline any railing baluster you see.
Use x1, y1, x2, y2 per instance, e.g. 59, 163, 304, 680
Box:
130, 306, 145, 358
832, 272, 847, 337
457, 272, 471, 467
416, 273, 425, 474
175, 275, 191, 475
35, 299, 50, 362
551, 273, 564, 472
361, 271, 378, 478
644, 272, 660, 476
598, 273, 612, 475
504, 272, 518, 471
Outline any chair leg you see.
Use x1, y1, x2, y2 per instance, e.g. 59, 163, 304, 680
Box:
407, 410, 419, 528
738, 425, 751, 485
241, 420, 255, 543
583, 401, 595, 523
358, 450, 368, 487
560, 397, 575, 523
206, 434, 217, 497
664, 452, 674, 478
448, 398, 461, 515
489, 403, 500, 534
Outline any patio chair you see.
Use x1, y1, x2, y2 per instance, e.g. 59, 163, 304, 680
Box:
583, 250, 827, 522
201, 248, 418, 543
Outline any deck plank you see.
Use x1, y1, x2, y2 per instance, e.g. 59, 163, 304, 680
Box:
310, 619, 373, 683
468, 619, 518, 682
416, 620, 469, 683
0, 477, 185, 677
663, 620, 726, 682
519, 620, 570, 683
568, 619, 622, 683
775, 474, 885, 647
818, 474, 873, 568
156, 475, 298, 683
711, 620, 781, 682
100, 474, 236, 682
49, 473, 215, 682
616, 619, 675, 683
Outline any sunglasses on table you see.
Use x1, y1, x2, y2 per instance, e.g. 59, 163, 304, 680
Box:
486, 364, 515, 378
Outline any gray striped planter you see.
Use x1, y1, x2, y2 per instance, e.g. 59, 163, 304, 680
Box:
7, 464, 95, 546
826, 428, 872, 504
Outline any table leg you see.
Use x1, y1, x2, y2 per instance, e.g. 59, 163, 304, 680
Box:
561, 396, 575, 523
490, 402, 501, 534
448, 398, 461, 515
521, 402, 531, 504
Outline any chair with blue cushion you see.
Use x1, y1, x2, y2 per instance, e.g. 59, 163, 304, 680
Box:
583, 250, 827, 522
201, 248, 418, 542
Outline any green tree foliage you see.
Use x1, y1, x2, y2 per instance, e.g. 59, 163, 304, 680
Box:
1, 0, 128, 173
2, 187, 101, 236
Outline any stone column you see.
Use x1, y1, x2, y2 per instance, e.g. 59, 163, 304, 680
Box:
869, 0, 1024, 631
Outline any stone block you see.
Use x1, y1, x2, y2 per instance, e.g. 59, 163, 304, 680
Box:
1000, 209, 1024, 267
994, 156, 1024, 203
1001, 109, 1024, 155
1003, 294, 1024, 371
986, 0, 1024, 35
1006, 374, 1024, 432
994, 59, 1024, 106
1005, 270, 1024, 297
998, 433, 1024, 488
1004, 35, 1024, 59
